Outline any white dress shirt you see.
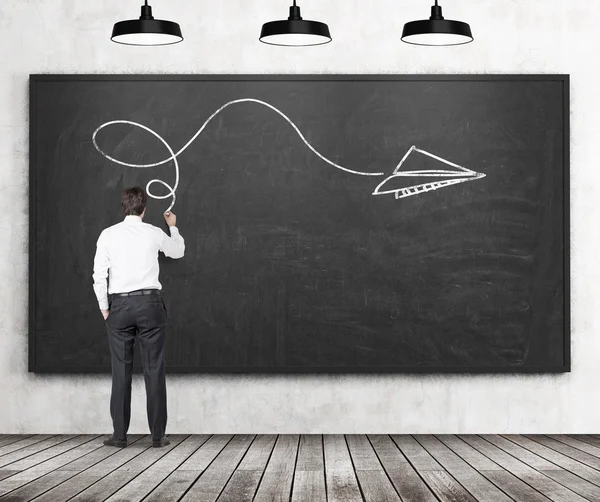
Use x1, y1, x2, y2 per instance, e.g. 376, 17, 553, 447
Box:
92, 215, 185, 311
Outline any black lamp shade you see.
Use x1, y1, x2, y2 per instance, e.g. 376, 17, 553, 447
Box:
112, 2, 183, 46
402, 19, 473, 46
260, 2, 331, 47
112, 19, 183, 46
260, 20, 331, 46
402, 2, 473, 46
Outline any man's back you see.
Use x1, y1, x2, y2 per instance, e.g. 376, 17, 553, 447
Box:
93, 214, 185, 309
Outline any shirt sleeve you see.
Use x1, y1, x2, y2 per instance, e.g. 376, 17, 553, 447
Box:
158, 226, 185, 259
92, 231, 110, 311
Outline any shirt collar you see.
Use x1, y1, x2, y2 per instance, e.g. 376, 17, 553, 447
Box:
124, 215, 143, 223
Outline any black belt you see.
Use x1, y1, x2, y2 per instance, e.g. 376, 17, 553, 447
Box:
111, 289, 160, 298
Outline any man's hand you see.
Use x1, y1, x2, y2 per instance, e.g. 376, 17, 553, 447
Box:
102, 309, 109, 320
164, 211, 177, 227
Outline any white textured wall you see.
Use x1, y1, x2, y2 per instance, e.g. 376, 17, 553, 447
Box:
0, 0, 596, 433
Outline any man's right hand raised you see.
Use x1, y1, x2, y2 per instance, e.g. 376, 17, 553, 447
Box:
164, 211, 177, 227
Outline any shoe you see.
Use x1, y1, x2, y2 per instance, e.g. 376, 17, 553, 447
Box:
152, 436, 170, 448
103, 435, 127, 448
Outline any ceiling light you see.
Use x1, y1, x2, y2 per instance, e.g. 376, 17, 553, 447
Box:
112, 1, 183, 46
402, 1, 473, 46
260, 1, 332, 47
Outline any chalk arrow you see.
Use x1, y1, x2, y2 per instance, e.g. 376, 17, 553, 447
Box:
93, 98, 486, 211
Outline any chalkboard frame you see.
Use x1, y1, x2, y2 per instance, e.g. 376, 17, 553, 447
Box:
29, 74, 570, 374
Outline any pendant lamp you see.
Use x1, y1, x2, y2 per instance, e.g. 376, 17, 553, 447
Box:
402, 1, 473, 46
111, 1, 183, 46
260, 1, 332, 47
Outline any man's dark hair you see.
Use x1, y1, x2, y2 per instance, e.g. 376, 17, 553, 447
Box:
121, 187, 147, 216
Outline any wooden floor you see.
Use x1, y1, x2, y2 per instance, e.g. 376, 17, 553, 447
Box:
1, 435, 600, 501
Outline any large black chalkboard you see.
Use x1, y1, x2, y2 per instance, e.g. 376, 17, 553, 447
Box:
29, 75, 570, 373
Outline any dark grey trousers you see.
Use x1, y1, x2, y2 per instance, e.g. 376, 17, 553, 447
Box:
105, 293, 168, 441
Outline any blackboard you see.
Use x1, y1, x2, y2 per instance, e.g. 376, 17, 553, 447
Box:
29, 75, 570, 373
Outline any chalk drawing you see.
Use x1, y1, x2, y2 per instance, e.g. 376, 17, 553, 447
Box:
372, 145, 486, 199
92, 99, 486, 211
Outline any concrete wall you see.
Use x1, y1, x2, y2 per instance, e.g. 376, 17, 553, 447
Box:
0, 0, 596, 433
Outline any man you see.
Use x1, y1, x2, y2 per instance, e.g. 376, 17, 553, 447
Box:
92, 187, 185, 448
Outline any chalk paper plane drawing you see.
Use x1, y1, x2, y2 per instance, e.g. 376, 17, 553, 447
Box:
92, 98, 486, 212
372, 145, 487, 199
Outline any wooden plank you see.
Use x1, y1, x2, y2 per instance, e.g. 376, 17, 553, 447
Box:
524, 434, 600, 470
0, 435, 103, 497
346, 435, 400, 501
514, 471, 593, 502
323, 435, 362, 502
103, 435, 208, 502
368, 435, 409, 466
0, 436, 57, 459
67, 436, 187, 502
31, 436, 151, 502
0, 436, 34, 449
327, 471, 365, 502
295, 435, 324, 471
369, 435, 437, 502
9, 436, 103, 473
140, 435, 229, 502
504, 435, 600, 485
541, 469, 600, 501
440, 435, 552, 502
355, 470, 401, 502
116, 434, 188, 473
460, 435, 589, 502
568, 435, 600, 450
253, 435, 299, 502
68, 471, 139, 502
415, 435, 513, 502
253, 470, 295, 502
261, 435, 299, 473
436, 435, 503, 471
291, 436, 326, 502
215, 435, 278, 502
291, 470, 327, 502
324, 435, 355, 472
483, 436, 560, 471
0, 436, 78, 469
58, 435, 145, 472
145, 471, 200, 502
459, 434, 536, 472
387, 467, 441, 502
68, 436, 185, 502
0, 472, 19, 484
0, 470, 74, 502
481, 471, 553, 502
391, 435, 443, 471
236, 434, 277, 471
180, 434, 255, 502
216, 471, 263, 502
178, 435, 232, 471
31, 472, 109, 502
420, 470, 477, 502
549, 435, 600, 459
346, 435, 382, 471
394, 433, 470, 502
